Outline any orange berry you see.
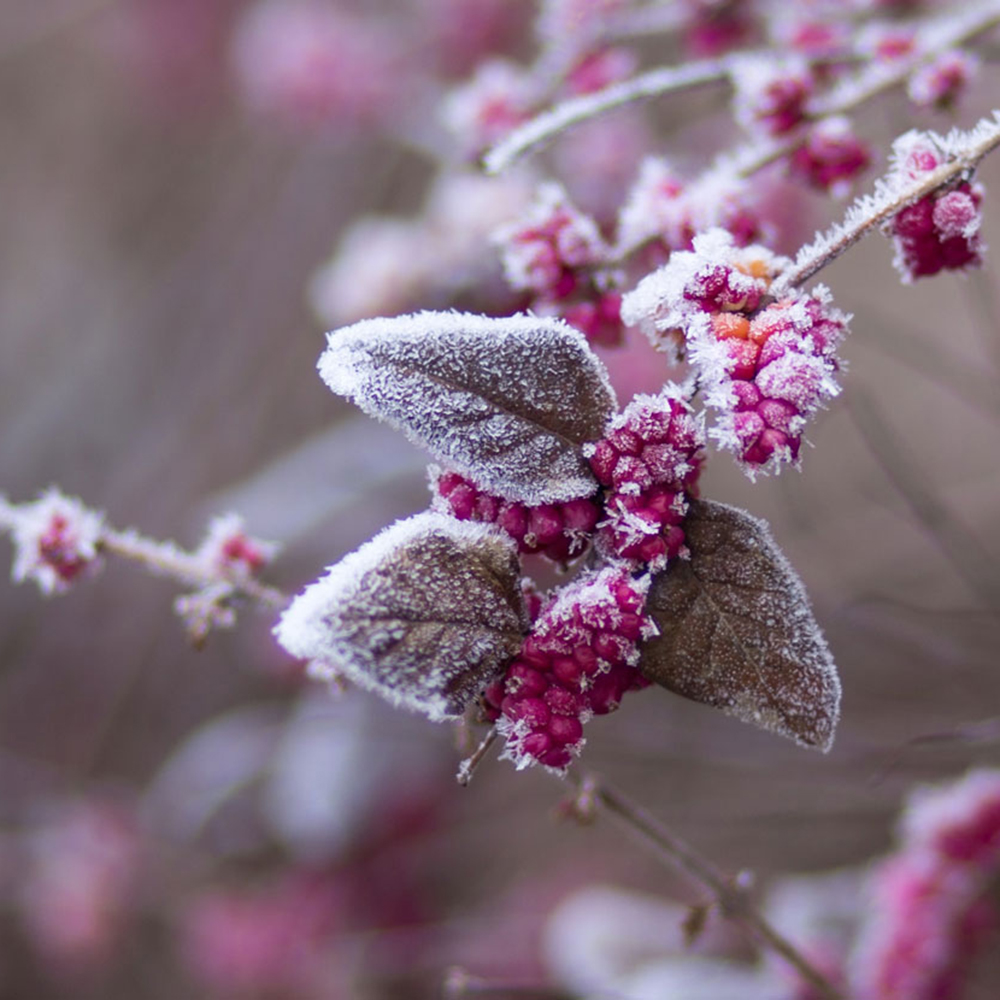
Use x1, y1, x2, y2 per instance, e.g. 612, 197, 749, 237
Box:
712, 314, 751, 340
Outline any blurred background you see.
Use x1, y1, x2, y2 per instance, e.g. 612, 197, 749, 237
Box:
1, 0, 1000, 996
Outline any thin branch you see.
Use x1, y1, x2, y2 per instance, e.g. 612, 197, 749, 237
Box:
772, 113, 1000, 293
456, 726, 498, 786
100, 527, 289, 610
563, 773, 844, 1000
485, 58, 729, 173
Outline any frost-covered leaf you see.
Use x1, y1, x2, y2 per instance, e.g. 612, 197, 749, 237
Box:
319, 310, 617, 504
274, 512, 529, 721
639, 500, 840, 751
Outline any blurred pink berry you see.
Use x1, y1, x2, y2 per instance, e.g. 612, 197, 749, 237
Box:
181, 870, 342, 994
907, 50, 979, 111
734, 57, 815, 137
496, 182, 608, 299
858, 24, 916, 63
682, 0, 756, 56
564, 47, 638, 95
196, 513, 278, 581
18, 801, 140, 971
231, 1, 399, 133
443, 59, 537, 157
789, 117, 872, 197
853, 771, 1000, 1000
5, 490, 104, 595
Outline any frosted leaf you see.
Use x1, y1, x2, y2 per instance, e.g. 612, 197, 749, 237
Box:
274, 513, 528, 721
639, 500, 840, 751
320, 310, 617, 504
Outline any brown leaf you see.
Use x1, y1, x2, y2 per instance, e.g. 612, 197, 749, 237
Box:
639, 500, 840, 751
319, 311, 617, 504
274, 513, 529, 720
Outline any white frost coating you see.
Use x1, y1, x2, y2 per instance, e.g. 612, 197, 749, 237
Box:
319, 309, 617, 504
275, 512, 527, 721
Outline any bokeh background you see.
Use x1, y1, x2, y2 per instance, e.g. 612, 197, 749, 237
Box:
2, 1, 1000, 996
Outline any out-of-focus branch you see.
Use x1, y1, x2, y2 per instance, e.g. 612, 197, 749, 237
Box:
563, 773, 845, 1000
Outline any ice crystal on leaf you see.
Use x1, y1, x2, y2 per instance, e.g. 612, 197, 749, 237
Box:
274, 512, 528, 722
319, 310, 617, 504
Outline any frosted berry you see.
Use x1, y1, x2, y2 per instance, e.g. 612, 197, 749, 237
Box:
434, 469, 600, 564
496, 182, 607, 299
486, 568, 656, 772
907, 50, 978, 111
887, 135, 984, 282
734, 57, 815, 137
789, 117, 872, 197
196, 513, 278, 581
6, 490, 104, 595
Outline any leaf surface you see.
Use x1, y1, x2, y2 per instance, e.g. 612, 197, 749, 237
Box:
319, 311, 617, 504
274, 513, 528, 721
640, 499, 840, 750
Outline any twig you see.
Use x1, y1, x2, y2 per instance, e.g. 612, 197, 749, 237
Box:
100, 527, 289, 610
456, 727, 498, 786
484, 58, 730, 173
563, 772, 844, 1000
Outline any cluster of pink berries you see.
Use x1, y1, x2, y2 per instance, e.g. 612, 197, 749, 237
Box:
734, 57, 815, 137
585, 390, 705, 570
789, 117, 872, 197
433, 469, 601, 564
482, 568, 655, 771
622, 230, 848, 474
907, 49, 979, 111
888, 135, 983, 282
496, 183, 624, 347
855, 770, 1000, 1000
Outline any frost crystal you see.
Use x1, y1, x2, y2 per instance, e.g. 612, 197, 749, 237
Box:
274, 512, 528, 721
319, 310, 617, 504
